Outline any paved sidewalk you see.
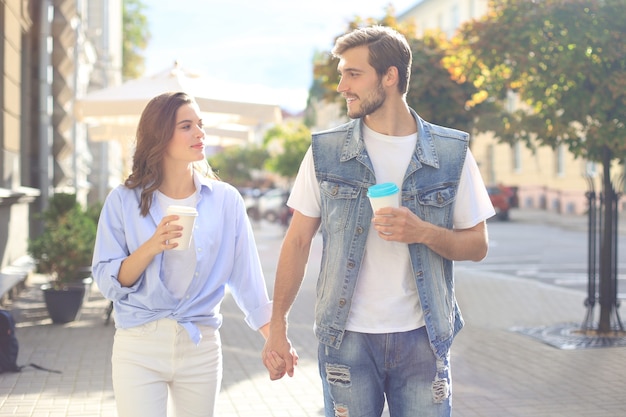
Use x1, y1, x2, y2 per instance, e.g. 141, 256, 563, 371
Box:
1, 211, 625, 416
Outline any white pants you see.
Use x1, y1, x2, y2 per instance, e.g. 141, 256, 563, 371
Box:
112, 319, 222, 417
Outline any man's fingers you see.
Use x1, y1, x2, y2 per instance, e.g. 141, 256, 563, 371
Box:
263, 350, 294, 380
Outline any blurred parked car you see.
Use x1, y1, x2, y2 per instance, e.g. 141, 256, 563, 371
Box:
487, 185, 511, 220
238, 187, 262, 221
258, 188, 290, 223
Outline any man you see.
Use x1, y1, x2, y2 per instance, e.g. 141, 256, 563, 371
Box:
262, 26, 495, 417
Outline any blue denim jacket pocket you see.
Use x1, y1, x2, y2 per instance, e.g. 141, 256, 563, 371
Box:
417, 183, 458, 227
319, 180, 362, 233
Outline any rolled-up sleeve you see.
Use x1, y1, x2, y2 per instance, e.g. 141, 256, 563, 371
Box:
92, 187, 142, 300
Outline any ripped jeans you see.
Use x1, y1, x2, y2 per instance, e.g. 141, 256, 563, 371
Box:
318, 326, 451, 417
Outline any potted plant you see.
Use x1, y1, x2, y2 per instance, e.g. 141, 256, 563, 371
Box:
28, 193, 98, 323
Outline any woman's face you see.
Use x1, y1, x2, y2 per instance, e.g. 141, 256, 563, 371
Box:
164, 102, 206, 165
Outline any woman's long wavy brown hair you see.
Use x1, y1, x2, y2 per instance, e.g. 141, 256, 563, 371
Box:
124, 92, 216, 216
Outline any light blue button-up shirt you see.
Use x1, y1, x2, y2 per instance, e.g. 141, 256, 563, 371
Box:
92, 172, 272, 344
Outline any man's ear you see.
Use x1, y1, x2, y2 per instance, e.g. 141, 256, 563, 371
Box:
384, 66, 399, 88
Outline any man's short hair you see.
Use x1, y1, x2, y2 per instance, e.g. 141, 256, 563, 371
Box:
332, 25, 412, 94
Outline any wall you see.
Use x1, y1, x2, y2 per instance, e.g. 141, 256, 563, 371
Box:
0, 0, 39, 285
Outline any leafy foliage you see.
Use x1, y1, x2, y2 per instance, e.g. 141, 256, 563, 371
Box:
451, 0, 626, 162
408, 31, 490, 133
207, 146, 269, 188
263, 123, 311, 179
122, 0, 151, 80
28, 194, 98, 286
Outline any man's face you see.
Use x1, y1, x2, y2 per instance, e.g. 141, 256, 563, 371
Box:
336, 46, 386, 119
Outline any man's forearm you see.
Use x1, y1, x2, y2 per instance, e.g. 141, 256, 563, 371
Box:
271, 236, 311, 324
420, 221, 489, 262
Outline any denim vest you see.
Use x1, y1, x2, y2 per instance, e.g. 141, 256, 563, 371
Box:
311, 108, 469, 360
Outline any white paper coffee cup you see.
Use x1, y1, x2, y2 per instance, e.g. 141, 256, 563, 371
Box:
166, 205, 198, 251
367, 183, 400, 212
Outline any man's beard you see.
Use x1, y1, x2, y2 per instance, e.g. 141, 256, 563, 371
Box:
347, 81, 386, 119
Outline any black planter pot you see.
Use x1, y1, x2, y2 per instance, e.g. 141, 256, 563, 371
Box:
41, 284, 86, 324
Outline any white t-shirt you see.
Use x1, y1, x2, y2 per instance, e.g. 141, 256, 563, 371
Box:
288, 123, 495, 333
156, 191, 198, 300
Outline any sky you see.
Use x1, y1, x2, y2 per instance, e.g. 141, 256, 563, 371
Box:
142, 0, 420, 113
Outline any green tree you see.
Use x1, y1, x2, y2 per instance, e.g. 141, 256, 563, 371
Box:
453, 0, 626, 161
453, 0, 626, 333
122, 0, 151, 80
207, 145, 268, 188
263, 123, 311, 179
408, 31, 489, 133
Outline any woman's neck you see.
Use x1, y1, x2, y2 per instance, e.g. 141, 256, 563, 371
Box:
159, 168, 196, 199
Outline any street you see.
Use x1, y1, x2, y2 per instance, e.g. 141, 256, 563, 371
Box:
473, 214, 626, 298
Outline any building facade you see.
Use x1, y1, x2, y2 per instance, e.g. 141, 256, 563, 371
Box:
0, 0, 121, 302
1, 0, 40, 293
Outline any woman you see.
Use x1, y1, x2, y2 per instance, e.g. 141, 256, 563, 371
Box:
92, 92, 282, 417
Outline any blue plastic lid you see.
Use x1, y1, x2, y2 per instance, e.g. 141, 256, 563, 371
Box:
367, 182, 399, 198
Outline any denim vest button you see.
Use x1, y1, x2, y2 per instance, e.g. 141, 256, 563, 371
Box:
356, 226, 363, 234
347, 261, 355, 269
339, 298, 346, 307
331, 185, 338, 196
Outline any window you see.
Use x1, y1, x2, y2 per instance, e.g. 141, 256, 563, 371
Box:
556, 145, 565, 177
513, 141, 522, 173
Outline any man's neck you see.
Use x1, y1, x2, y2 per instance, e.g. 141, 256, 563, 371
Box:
363, 100, 416, 136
